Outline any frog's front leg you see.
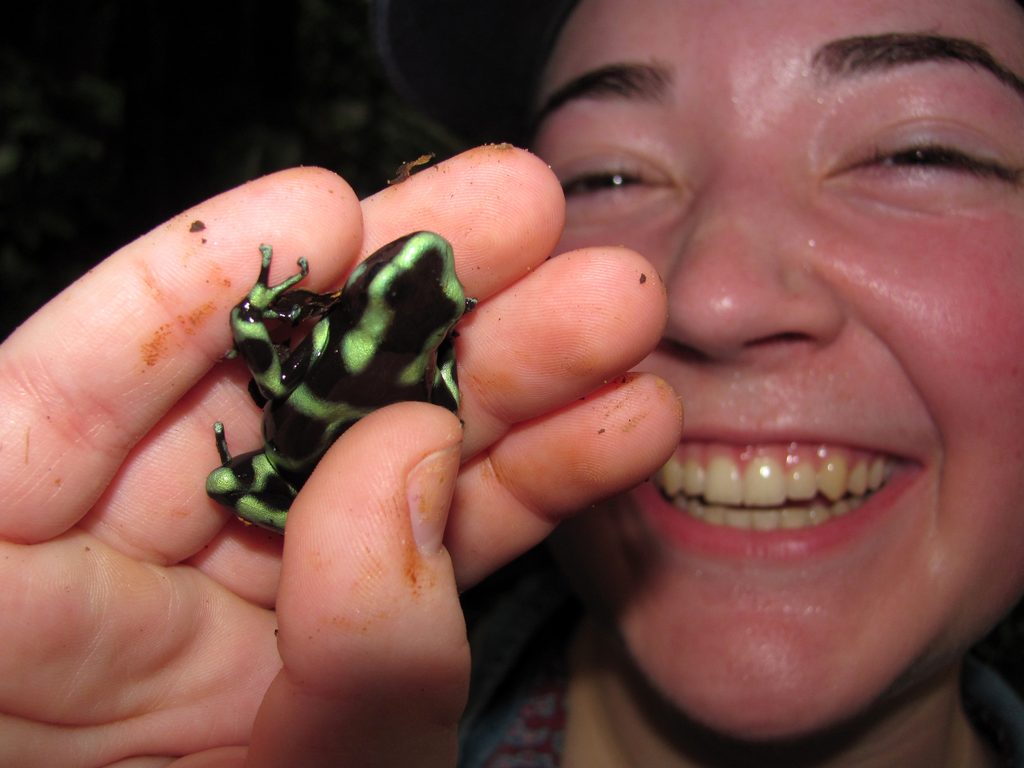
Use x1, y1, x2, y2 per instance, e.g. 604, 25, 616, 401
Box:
231, 244, 312, 403
206, 422, 296, 532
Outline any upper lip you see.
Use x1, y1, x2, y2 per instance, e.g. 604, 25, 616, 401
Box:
639, 354, 930, 464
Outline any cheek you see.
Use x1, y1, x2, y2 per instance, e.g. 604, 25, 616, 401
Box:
915, 244, 1024, 421
837, 211, 1024, 420
824, 206, 1024, 467
834, 210, 1024, 612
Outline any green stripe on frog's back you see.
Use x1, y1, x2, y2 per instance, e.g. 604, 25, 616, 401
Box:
341, 232, 465, 376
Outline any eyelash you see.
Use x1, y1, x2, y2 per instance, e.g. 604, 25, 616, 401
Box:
858, 144, 1022, 184
560, 144, 1022, 201
561, 171, 643, 197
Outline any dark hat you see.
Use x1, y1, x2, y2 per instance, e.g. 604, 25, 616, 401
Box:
373, 0, 579, 143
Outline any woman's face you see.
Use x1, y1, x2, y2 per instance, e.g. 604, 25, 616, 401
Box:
534, 0, 1024, 740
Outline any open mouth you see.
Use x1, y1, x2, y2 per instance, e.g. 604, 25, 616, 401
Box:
655, 443, 894, 531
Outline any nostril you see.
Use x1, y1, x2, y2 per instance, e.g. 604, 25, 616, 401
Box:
658, 330, 824, 365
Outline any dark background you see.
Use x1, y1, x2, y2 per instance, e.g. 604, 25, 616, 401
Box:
0, 0, 461, 339
1, 1, 1021, 697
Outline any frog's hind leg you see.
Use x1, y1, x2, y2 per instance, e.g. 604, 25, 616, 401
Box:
206, 422, 296, 533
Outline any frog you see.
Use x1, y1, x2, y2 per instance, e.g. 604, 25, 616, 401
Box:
206, 231, 475, 533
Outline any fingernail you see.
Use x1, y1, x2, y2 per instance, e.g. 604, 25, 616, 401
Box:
406, 443, 460, 554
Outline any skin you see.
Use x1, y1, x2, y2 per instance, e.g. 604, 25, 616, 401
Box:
531, 0, 1024, 765
0, 148, 681, 766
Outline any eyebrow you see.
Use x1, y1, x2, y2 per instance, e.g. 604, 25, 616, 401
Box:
531, 61, 672, 132
531, 33, 1024, 135
812, 33, 1024, 98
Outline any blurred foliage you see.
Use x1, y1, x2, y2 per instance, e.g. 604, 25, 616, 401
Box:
1, 0, 1021, 701
0, 0, 462, 338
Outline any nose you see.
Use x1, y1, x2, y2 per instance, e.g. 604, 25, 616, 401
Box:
663, 195, 844, 363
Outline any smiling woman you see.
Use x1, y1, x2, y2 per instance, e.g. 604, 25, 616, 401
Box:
544, 0, 1024, 756
381, 0, 1024, 765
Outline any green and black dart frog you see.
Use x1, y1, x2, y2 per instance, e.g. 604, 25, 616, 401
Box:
206, 231, 475, 533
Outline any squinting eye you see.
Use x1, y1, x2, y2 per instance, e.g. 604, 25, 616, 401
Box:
561, 171, 641, 197
860, 145, 1022, 184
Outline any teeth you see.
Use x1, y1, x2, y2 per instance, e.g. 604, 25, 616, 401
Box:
848, 460, 867, 496
656, 444, 893, 531
742, 456, 785, 507
680, 496, 869, 531
706, 456, 743, 505
868, 458, 886, 490
683, 460, 705, 496
816, 452, 847, 502
785, 456, 817, 500
660, 458, 685, 496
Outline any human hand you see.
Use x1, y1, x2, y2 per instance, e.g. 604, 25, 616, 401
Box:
0, 145, 682, 766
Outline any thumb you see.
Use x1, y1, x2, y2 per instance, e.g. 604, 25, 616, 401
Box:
248, 402, 468, 768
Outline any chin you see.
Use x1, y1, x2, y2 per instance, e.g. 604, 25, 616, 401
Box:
550, 488, 956, 747
617, 605, 884, 742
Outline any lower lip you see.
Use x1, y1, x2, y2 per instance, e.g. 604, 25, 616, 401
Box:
635, 471, 913, 561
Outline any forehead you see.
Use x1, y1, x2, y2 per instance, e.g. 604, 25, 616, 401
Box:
540, 0, 1024, 98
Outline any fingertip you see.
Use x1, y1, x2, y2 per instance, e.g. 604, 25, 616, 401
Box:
281, 401, 465, 578
407, 441, 461, 555
360, 145, 566, 297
